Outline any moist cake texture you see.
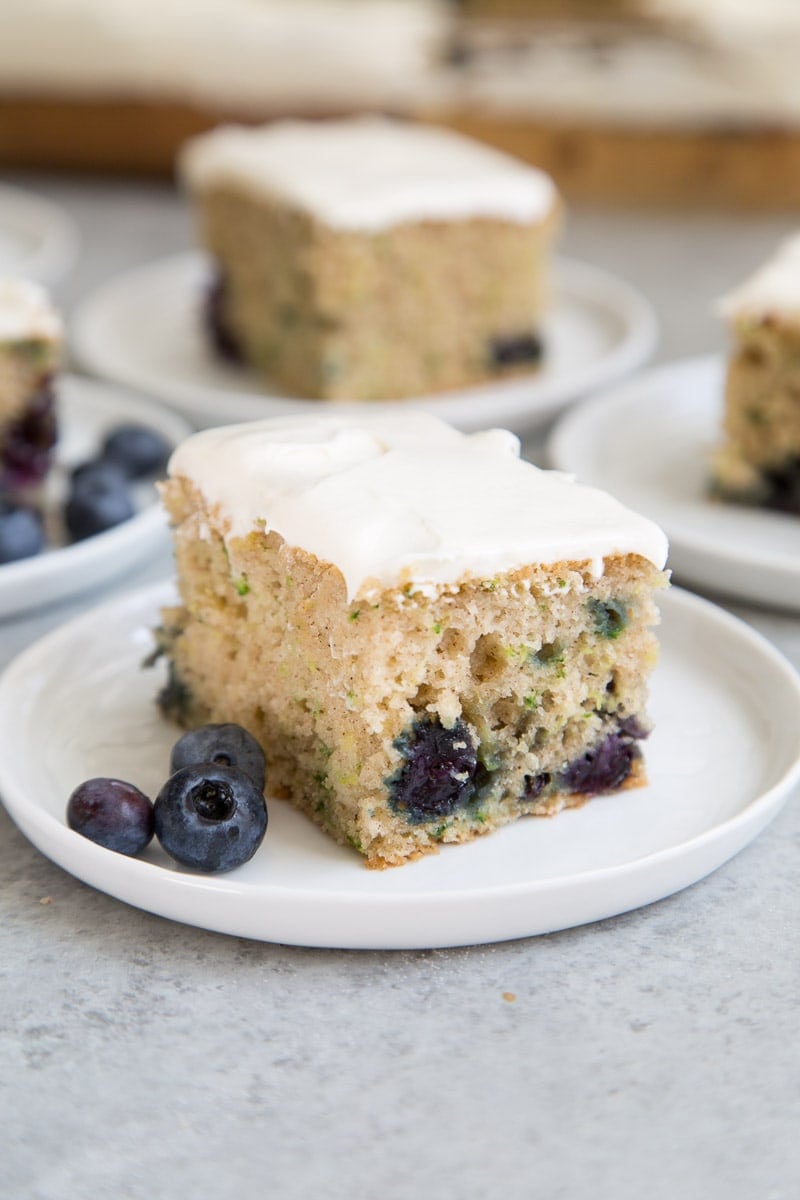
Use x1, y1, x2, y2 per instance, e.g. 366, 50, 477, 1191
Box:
158, 413, 668, 868
180, 117, 560, 401
715, 234, 800, 514
0, 279, 61, 489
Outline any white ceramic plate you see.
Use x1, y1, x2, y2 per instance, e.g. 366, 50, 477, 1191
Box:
1, 582, 798, 949
0, 183, 79, 286
70, 251, 657, 435
549, 355, 800, 611
0, 376, 191, 619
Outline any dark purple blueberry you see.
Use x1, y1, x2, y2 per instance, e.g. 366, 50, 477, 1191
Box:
70, 458, 128, 489
763, 458, 800, 515
100, 424, 171, 479
617, 715, 650, 741
588, 597, 629, 640
558, 731, 639, 797
0, 499, 44, 564
154, 763, 267, 872
67, 777, 154, 856
205, 272, 242, 363
170, 723, 266, 792
388, 717, 478, 824
65, 468, 135, 541
1, 380, 57, 488
490, 331, 543, 368
522, 772, 550, 802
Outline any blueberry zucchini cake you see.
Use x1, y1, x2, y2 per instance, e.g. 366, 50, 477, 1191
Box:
715, 235, 800, 514
179, 117, 560, 401
157, 413, 668, 868
0, 279, 61, 489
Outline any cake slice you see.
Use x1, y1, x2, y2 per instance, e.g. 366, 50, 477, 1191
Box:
715, 235, 800, 514
0, 279, 62, 490
179, 117, 560, 401
157, 413, 668, 868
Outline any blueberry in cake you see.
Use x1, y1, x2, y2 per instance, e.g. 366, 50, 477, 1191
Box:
179, 117, 560, 401
714, 234, 800, 515
156, 413, 668, 868
0, 279, 62, 490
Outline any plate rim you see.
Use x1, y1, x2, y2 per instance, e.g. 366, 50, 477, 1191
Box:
1, 580, 799, 947
70, 250, 658, 432
548, 353, 800, 593
0, 182, 80, 287
0, 374, 193, 619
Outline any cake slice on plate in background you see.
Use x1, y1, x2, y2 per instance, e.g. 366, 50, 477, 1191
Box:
714, 234, 800, 515
179, 117, 560, 401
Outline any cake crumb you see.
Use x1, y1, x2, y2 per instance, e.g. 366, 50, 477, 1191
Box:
39, 896, 52, 905
502, 991, 517, 1003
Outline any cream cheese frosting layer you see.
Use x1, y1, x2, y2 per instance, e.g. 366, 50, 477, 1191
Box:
719, 233, 800, 322
0, 0, 447, 110
0, 278, 62, 342
179, 118, 558, 232
168, 414, 668, 600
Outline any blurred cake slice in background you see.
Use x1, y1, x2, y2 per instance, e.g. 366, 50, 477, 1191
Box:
180, 117, 560, 401
0, 280, 61, 491
713, 235, 800, 514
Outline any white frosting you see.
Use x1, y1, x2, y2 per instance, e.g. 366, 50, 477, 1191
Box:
0, 0, 447, 110
168, 414, 668, 601
719, 234, 800, 321
180, 118, 557, 231
0, 278, 62, 342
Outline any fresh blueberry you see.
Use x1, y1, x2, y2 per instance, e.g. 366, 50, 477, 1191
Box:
558, 730, 639, 797
0, 500, 44, 563
65, 467, 135, 541
388, 717, 478, 824
170, 723, 266, 792
100, 424, 171, 479
67, 777, 154, 856
154, 763, 268, 872
70, 458, 128, 489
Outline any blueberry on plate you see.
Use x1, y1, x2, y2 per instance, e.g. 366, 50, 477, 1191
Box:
65, 466, 135, 541
0, 499, 44, 564
100, 424, 171, 479
154, 763, 268, 873
67, 777, 154, 856
70, 458, 128, 489
169, 723, 266, 792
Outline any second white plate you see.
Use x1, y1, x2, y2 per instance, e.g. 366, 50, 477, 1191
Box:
0, 375, 191, 619
0, 582, 798, 949
549, 355, 800, 611
71, 251, 657, 435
